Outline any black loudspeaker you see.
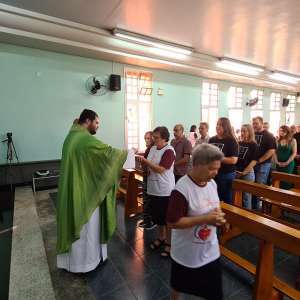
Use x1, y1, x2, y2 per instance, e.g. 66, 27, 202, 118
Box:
282, 98, 289, 107
109, 74, 121, 91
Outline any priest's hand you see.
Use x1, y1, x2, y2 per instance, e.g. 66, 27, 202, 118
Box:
132, 147, 138, 154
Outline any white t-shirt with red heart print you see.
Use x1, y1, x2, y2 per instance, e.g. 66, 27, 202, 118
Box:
170, 175, 220, 268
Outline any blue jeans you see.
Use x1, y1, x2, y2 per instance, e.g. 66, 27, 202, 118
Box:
215, 172, 236, 204
252, 162, 272, 209
239, 170, 255, 209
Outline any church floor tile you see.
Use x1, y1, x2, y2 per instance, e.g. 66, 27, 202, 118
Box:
6, 188, 296, 300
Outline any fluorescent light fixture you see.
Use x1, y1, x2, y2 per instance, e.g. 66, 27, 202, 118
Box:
149, 47, 187, 60
113, 28, 193, 55
216, 59, 264, 76
268, 72, 300, 84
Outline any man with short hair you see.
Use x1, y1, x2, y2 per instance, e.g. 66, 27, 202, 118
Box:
167, 143, 226, 300
56, 109, 127, 273
290, 125, 297, 135
195, 122, 210, 145
252, 116, 276, 209
171, 124, 192, 183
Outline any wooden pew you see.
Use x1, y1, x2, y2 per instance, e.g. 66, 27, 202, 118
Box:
270, 171, 300, 216
269, 172, 300, 288
118, 168, 143, 218
271, 171, 300, 192
221, 202, 300, 300
227, 180, 300, 298
271, 171, 300, 188
232, 179, 300, 218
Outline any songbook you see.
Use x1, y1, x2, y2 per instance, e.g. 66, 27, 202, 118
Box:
123, 149, 136, 169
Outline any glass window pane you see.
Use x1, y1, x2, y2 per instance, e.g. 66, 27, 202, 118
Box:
286, 112, 295, 126
125, 70, 152, 150
270, 92, 281, 110
201, 108, 209, 122
229, 109, 243, 133
269, 111, 281, 135
250, 110, 263, 120
202, 94, 209, 106
203, 82, 210, 92
250, 90, 258, 99
208, 107, 218, 136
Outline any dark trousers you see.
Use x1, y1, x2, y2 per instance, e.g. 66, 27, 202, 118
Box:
142, 177, 153, 224
214, 172, 235, 204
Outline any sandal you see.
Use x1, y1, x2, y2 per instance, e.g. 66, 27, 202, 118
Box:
160, 243, 171, 258
150, 239, 165, 250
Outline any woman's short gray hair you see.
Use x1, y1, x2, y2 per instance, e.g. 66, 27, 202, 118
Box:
192, 144, 224, 166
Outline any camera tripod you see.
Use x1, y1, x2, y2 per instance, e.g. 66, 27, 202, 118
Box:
2, 133, 19, 164
1, 133, 20, 187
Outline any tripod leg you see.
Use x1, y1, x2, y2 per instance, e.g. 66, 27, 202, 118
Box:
11, 141, 19, 162
7, 143, 13, 162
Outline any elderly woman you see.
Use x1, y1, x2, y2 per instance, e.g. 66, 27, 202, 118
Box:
137, 126, 175, 257
167, 143, 226, 300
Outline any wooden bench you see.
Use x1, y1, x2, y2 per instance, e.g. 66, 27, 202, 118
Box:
118, 168, 143, 218
225, 180, 300, 298
271, 171, 300, 190
232, 179, 300, 218
221, 202, 300, 300
272, 170, 300, 196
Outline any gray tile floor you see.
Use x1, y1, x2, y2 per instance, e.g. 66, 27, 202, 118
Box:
34, 190, 297, 300
9, 187, 55, 300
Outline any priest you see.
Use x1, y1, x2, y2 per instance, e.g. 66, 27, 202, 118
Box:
56, 109, 127, 273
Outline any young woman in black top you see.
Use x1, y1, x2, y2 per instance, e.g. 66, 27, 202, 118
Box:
236, 124, 258, 209
209, 117, 238, 204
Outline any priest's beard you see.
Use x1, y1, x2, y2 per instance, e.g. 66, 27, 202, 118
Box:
87, 125, 97, 135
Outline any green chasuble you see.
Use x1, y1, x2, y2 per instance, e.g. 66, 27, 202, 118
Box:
57, 124, 127, 254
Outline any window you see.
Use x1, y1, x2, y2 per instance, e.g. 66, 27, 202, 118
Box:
228, 86, 243, 131
250, 89, 264, 120
125, 70, 152, 151
201, 82, 218, 136
286, 95, 296, 126
269, 92, 281, 135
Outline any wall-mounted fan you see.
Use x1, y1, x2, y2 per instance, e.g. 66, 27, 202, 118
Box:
86, 76, 109, 96
246, 97, 259, 106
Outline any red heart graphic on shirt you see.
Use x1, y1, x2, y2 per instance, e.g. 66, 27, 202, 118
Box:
198, 226, 211, 240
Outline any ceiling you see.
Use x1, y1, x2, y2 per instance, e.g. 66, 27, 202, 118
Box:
0, 0, 300, 90
1, 0, 300, 75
